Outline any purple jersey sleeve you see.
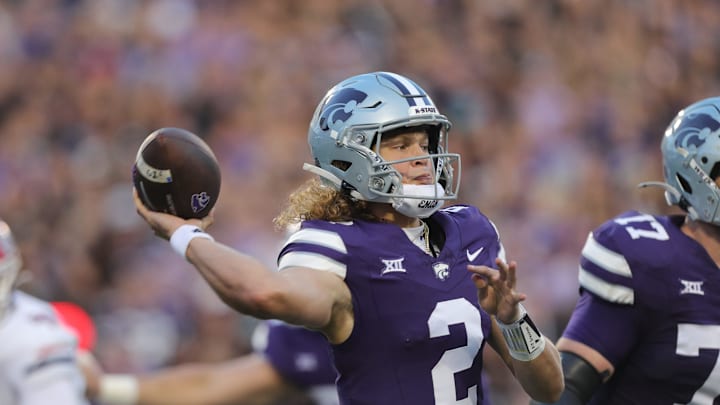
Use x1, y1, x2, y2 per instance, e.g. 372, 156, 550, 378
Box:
278, 205, 499, 405
255, 321, 337, 388
562, 211, 720, 404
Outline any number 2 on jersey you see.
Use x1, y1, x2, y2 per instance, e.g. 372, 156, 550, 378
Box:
428, 298, 484, 404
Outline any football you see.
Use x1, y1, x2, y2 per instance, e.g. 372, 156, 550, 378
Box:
132, 127, 221, 219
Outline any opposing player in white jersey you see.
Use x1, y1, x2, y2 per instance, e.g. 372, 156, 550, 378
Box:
0, 219, 90, 405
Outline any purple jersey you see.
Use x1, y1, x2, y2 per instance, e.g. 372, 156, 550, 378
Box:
563, 211, 720, 404
278, 205, 500, 405
257, 320, 337, 387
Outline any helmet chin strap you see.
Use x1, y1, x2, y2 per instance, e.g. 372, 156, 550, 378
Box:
637, 181, 700, 220
392, 184, 445, 218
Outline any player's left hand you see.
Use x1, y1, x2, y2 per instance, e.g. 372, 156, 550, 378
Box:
468, 258, 527, 324
133, 188, 214, 240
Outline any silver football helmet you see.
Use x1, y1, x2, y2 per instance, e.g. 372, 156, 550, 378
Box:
305, 72, 461, 215
0, 220, 21, 319
640, 96, 720, 224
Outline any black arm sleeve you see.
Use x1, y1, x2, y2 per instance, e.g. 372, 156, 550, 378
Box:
528, 351, 606, 405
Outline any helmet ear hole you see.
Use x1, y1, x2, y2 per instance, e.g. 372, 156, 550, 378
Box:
710, 162, 720, 180
677, 174, 692, 194
427, 125, 441, 154
332, 160, 352, 171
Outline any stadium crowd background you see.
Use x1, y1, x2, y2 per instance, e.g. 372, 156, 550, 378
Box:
0, 0, 718, 403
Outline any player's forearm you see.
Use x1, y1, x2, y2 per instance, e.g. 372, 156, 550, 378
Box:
139, 363, 268, 405
185, 238, 285, 319
100, 357, 282, 405
98, 370, 217, 405
491, 308, 563, 403
185, 239, 340, 331
138, 366, 217, 405
513, 337, 564, 402
149, 357, 290, 405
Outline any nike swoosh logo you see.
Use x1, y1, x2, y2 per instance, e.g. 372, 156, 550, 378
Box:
466, 247, 484, 262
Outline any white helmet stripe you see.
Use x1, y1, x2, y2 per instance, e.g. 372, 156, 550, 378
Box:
378, 72, 433, 107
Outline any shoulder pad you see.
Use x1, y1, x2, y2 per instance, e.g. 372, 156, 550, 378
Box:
578, 211, 672, 305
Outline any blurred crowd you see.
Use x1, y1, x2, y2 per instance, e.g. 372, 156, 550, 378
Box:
2, 0, 720, 403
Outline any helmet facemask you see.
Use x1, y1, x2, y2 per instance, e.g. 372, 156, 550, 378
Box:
369, 123, 458, 218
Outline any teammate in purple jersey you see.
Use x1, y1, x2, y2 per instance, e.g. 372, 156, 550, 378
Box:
133, 71, 563, 404
93, 320, 339, 405
257, 320, 338, 404
533, 96, 720, 404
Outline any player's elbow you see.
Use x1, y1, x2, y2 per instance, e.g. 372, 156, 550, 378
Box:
206, 272, 300, 322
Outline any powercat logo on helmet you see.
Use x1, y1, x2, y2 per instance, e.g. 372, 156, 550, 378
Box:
319, 88, 368, 132
673, 112, 720, 150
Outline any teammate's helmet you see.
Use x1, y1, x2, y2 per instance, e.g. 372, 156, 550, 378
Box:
658, 97, 720, 224
306, 72, 461, 206
0, 220, 22, 319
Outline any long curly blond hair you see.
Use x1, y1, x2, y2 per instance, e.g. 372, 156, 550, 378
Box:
273, 178, 377, 230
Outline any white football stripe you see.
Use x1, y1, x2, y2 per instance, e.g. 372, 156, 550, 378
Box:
581, 233, 632, 278
135, 154, 173, 184
416, 95, 432, 107
278, 251, 347, 279
578, 266, 634, 304
285, 228, 347, 254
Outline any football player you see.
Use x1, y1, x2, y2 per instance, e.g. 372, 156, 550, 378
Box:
93, 320, 338, 405
533, 97, 720, 404
0, 219, 91, 405
133, 71, 563, 404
